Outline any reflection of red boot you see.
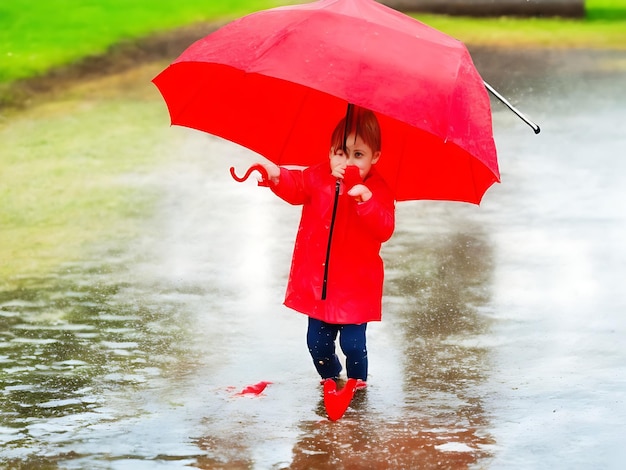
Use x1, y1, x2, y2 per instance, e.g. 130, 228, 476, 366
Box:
323, 378, 357, 421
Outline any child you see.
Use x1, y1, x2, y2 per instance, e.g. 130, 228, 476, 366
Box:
261, 106, 395, 388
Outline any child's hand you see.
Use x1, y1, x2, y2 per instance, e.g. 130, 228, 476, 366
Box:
331, 165, 346, 179
347, 184, 372, 203
330, 150, 347, 179
262, 162, 281, 185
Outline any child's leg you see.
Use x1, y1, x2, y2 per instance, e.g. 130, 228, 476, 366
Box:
339, 323, 368, 381
307, 317, 342, 380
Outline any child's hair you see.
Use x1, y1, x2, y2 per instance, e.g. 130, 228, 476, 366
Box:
330, 106, 381, 154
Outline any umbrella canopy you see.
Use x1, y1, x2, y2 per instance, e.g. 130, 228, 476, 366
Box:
153, 0, 499, 204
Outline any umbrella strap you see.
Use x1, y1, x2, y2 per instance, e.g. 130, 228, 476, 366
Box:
321, 179, 341, 300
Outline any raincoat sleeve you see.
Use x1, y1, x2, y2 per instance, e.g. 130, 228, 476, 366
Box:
269, 167, 309, 205
354, 183, 395, 242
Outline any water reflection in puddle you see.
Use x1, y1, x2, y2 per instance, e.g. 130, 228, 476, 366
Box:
0, 257, 207, 462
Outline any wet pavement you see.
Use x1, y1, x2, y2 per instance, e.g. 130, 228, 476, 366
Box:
1, 47, 626, 469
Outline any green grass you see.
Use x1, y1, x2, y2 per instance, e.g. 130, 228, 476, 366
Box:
586, 0, 626, 20
0, 0, 282, 83
416, 0, 626, 49
0, 71, 174, 287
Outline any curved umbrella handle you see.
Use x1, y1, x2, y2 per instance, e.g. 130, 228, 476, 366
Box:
230, 164, 270, 186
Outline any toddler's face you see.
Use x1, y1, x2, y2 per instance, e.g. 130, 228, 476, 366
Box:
329, 133, 380, 180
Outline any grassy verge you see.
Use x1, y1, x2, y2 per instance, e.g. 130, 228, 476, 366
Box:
417, 0, 626, 49
0, 0, 282, 84
0, 65, 178, 289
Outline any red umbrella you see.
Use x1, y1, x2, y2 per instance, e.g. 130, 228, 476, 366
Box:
153, 0, 500, 204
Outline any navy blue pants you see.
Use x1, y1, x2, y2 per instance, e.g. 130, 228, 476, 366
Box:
306, 317, 368, 381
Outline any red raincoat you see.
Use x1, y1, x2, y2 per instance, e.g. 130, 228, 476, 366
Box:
271, 163, 395, 324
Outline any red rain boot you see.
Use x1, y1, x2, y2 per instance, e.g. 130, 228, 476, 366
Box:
323, 378, 357, 421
